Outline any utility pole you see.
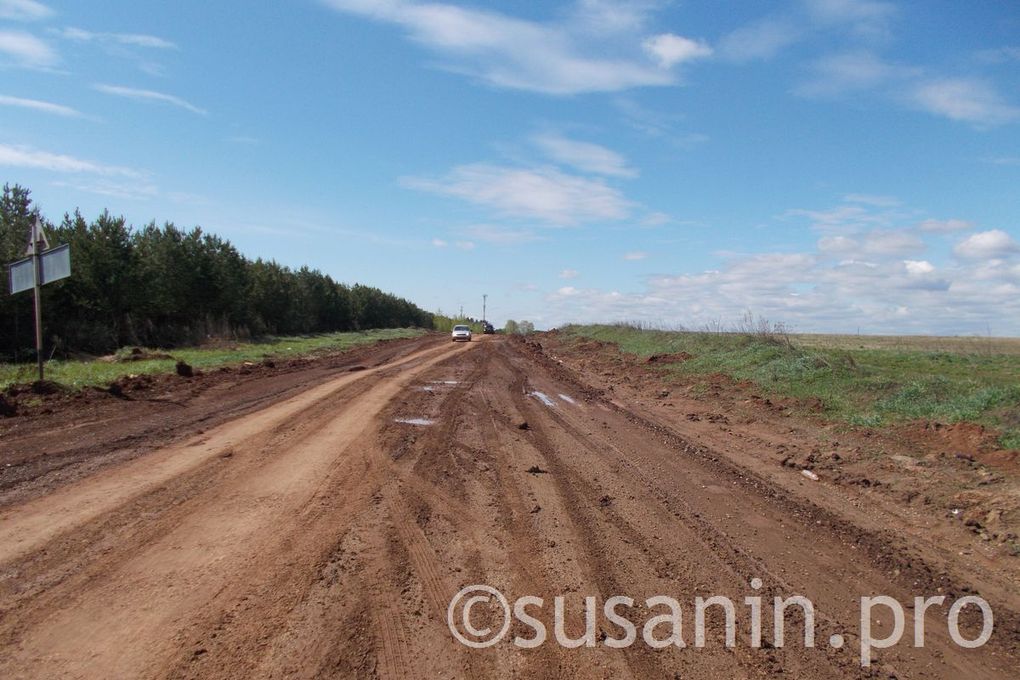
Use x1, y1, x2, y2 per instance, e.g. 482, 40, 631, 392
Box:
482, 294, 487, 322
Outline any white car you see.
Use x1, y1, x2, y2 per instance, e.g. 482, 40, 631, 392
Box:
451, 324, 472, 342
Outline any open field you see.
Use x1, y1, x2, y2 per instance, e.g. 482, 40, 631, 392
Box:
559, 324, 1020, 449
0, 328, 427, 391
793, 333, 1020, 355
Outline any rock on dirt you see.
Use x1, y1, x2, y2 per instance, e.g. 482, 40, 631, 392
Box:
175, 361, 194, 378
526, 465, 547, 475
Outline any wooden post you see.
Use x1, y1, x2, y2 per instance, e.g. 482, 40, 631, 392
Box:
30, 220, 44, 382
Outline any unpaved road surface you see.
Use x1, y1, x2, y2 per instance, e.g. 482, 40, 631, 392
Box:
1, 335, 1017, 678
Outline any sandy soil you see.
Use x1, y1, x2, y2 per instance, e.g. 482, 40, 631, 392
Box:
0, 334, 1017, 679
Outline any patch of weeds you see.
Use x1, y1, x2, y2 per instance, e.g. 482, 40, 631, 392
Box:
847, 413, 882, 427
999, 428, 1020, 450
690, 382, 709, 397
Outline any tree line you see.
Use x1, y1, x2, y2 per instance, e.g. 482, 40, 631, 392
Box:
0, 184, 434, 361
503, 320, 535, 335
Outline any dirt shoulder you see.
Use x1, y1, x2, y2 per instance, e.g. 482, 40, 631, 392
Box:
528, 331, 1020, 596
0, 333, 444, 508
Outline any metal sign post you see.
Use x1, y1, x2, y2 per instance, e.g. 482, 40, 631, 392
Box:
6, 219, 71, 382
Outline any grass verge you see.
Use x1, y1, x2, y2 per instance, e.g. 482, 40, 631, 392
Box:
559, 324, 1020, 449
0, 328, 427, 390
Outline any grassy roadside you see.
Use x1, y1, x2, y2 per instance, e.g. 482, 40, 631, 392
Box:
558, 324, 1020, 449
0, 328, 428, 391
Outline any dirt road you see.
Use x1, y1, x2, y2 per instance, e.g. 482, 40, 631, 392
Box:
0, 335, 1017, 678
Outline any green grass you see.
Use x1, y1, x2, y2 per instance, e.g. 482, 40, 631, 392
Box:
559, 324, 1020, 449
0, 328, 427, 390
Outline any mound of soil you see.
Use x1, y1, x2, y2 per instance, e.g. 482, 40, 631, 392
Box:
899, 420, 998, 455
107, 374, 156, 398
31, 380, 65, 396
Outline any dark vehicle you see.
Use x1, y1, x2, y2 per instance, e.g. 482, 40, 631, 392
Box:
482, 321, 495, 334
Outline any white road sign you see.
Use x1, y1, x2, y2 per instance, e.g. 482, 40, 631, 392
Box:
7, 244, 70, 294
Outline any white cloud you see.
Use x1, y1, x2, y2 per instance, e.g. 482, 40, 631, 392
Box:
404, 163, 630, 225
431, 238, 448, 247
0, 94, 80, 117
0, 30, 56, 67
455, 240, 475, 250
537, 246, 1011, 335
532, 198, 1017, 334
623, 251, 648, 261
568, 0, 659, 36
804, 202, 951, 265
860, 230, 924, 256
559, 268, 579, 279
954, 230, 1020, 260
717, 18, 800, 62
797, 51, 914, 97
642, 211, 671, 227
641, 33, 711, 69
93, 84, 207, 115
51, 178, 157, 201
56, 27, 177, 50
0, 143, 139, 176
911, 78, 1019, 127
533, 133, 636, 177
818, 235, 857, 253
917, 218, 973, 233
322, 0, 686, 95
0, 0, 52, 21
903, 259, 934, 275
787, 198, 911, 234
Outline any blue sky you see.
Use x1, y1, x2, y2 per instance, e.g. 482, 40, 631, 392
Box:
1, 0, 1019, 334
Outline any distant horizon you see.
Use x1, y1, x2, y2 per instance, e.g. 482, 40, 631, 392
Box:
2, 1, 1018, 335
